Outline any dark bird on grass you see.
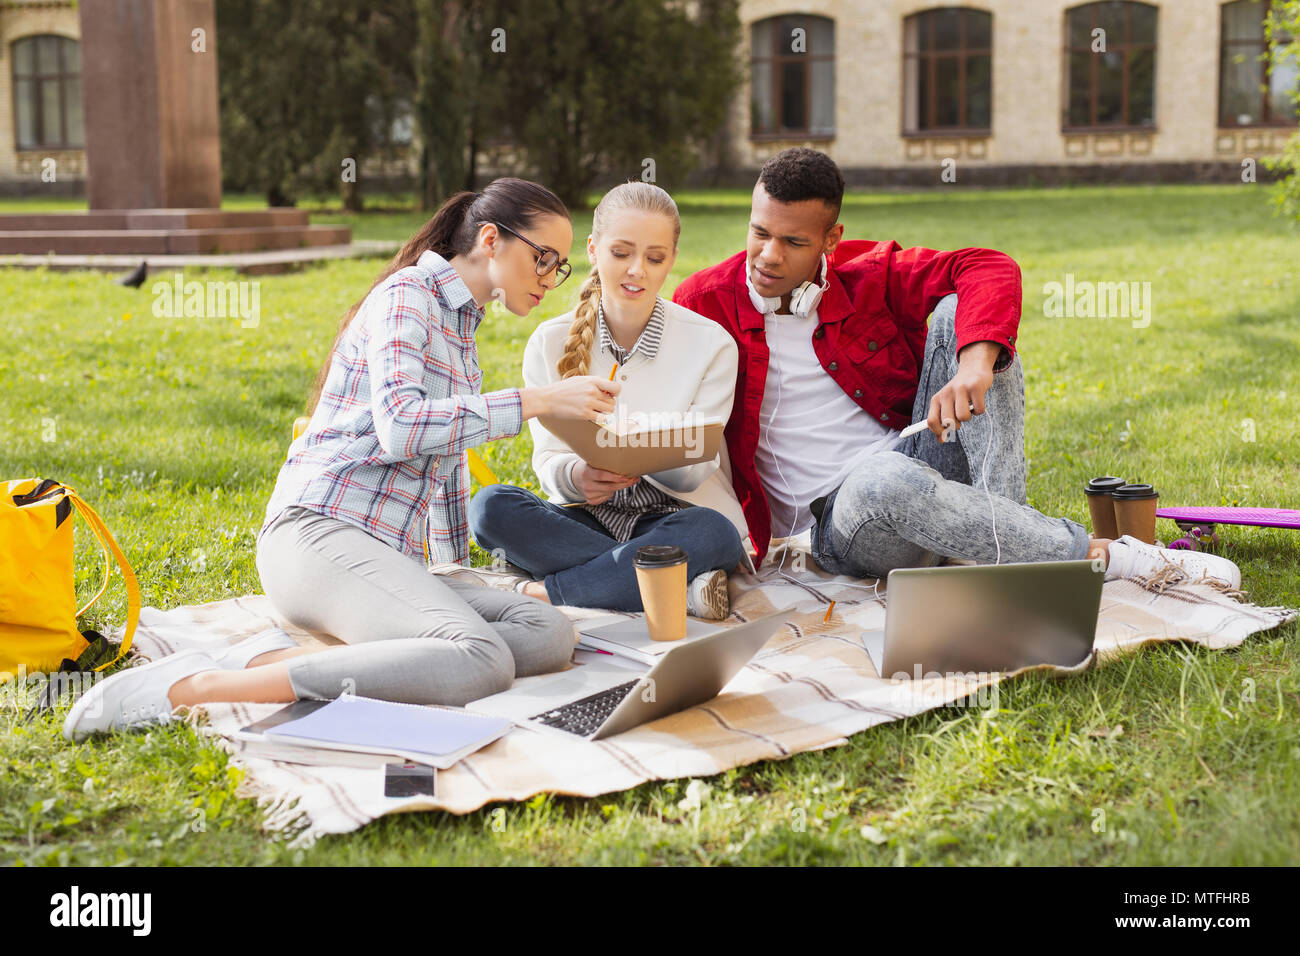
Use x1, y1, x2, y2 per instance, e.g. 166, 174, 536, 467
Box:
116, 260, 148, 288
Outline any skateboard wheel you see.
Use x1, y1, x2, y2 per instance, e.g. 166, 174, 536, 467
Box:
1169, 537, 1196, 551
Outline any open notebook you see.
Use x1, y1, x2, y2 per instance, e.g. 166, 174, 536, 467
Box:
239, 695, 512, 769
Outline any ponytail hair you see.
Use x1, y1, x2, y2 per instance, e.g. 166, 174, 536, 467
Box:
555, 181, 680, 380
304, 177, 568, 416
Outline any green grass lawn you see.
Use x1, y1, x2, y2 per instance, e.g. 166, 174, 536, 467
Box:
2, 184, 1298, 865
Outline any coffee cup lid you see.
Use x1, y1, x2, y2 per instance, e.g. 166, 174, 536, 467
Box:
1112, 483, 1158, 500
1084, 476, 1127, 496
634, 545, 687, 568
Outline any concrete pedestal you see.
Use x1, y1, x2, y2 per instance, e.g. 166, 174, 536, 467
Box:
0, 0, 352, 262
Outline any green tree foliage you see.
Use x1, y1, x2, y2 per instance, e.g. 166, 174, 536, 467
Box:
412, 1, 511, 210
217, 1, 408, 208
1265, 0, 1300, 221
216, 1, 741, 211
476, 0, 742, 207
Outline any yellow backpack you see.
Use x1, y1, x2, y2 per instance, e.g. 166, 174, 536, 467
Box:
0, 478, 139, 682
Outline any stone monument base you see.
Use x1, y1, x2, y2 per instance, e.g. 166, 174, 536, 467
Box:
0, 208, 350, 255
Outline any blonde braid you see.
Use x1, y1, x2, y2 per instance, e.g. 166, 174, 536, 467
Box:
557, 271, 600, 379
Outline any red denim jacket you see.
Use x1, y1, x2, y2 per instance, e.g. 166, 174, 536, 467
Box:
672, 239, 1022, 566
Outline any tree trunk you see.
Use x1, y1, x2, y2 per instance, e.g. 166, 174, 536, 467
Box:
414, 0, 467, 210
267, 184, 294, 207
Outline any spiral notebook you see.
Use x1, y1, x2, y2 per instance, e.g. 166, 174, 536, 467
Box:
256, 695, 513, 769
236, 700, 396, 769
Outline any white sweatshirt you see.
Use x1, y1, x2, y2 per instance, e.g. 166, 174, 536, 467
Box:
521, 297, 756, 570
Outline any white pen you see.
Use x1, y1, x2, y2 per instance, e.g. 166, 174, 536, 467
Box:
898, 419, 933, 440
897, 401, 975, 440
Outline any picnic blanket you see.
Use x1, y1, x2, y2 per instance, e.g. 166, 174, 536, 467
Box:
109, 545, 1296, 848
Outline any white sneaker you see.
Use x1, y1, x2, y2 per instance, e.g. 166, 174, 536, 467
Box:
686, 569, 730, 620
210, 627, 298, 669
63, 649, 220, 742
1103, 535, 1241, 590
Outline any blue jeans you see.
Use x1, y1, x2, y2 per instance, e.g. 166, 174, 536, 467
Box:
468, 484, 746, 611
810, 294, 1091, 579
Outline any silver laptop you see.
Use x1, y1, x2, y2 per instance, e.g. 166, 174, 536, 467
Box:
862, 561, 1102, 679
468, 608, 793, 740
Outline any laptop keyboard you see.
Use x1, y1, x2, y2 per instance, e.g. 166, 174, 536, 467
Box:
530, 680, 641, 737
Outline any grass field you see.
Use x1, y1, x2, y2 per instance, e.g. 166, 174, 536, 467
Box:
2, 184, 1298, 865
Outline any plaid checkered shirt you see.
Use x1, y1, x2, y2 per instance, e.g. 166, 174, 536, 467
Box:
259, 249, 523, 566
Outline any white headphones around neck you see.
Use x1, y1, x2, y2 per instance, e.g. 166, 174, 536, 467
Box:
748, 254, 829, 317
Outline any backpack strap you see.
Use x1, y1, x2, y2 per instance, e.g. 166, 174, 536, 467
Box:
20, 630, 117, 722
61, 486, 140, 672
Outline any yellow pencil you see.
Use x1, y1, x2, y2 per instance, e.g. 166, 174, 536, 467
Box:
608, 362, 619, 382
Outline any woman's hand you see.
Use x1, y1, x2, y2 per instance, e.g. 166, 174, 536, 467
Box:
520, 376, 620, 421
572, 461, 638, 505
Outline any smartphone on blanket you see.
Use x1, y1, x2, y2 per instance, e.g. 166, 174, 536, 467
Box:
384, 762, 436, 798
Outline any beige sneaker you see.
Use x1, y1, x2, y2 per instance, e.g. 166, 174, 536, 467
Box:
686, 569, 730, 620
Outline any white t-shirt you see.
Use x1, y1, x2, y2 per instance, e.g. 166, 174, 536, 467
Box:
750, 275, 901, 537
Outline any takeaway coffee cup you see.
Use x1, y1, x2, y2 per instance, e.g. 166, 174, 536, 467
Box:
634, 545, 688, 642
1112, 483, 1160, 544
1084, 476, 1126, 539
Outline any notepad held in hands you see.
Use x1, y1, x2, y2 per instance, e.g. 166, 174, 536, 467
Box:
536, 414, 723, 476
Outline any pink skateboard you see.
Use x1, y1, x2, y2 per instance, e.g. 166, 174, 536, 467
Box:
1156, 506, 1300, 551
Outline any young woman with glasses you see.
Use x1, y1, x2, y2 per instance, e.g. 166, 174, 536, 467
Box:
469, 182, 750, 621
66, 177, 619, 740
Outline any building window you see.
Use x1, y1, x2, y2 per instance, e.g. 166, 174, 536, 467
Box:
1219, 0, 1297, 127
750, 14, 835, 138
1064, 2, 1157, 129
11, 35, 83, 150
903, 8, 993, 134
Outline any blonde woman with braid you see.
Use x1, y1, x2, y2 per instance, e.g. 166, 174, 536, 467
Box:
470, 182, 751, 618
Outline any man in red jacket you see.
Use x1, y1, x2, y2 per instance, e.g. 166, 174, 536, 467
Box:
673, 148, 1241, 589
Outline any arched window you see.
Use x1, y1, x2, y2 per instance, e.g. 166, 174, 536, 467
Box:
11, 34, 83, 150
1064, 2, 1157, 129
750, 14, 835, 138
1219, 0, 1297, 127
903, 7, 993, 133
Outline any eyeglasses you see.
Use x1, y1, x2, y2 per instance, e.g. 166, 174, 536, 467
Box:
482, 221, 572, 287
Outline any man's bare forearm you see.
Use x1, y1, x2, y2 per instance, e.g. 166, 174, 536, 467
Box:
957, 340, 1004, 374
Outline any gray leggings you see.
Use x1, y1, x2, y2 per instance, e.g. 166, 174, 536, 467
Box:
255, 506, 575, 706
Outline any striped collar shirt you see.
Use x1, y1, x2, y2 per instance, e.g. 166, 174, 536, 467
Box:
582, 295, 682, 541
583, 479, 685, 543
259, 249, 523, 566
597, 296, 665, 366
